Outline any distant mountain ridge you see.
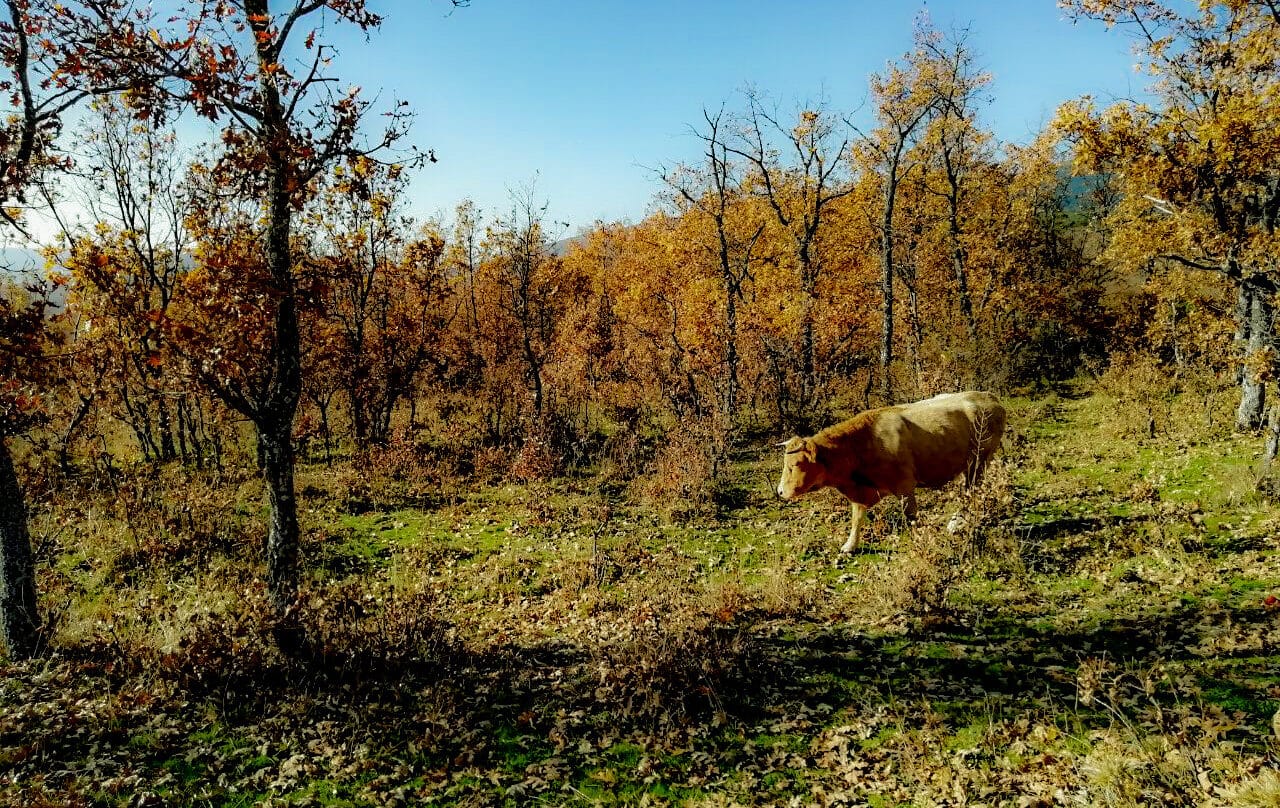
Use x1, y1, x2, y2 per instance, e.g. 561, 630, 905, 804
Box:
1, 247, 67, 311
0, 247, 46, 278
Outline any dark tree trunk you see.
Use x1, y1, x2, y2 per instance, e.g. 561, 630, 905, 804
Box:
1235, 283, 1250, 386
157, 393, 176, 460
941, 144, 979, 361
907, 283, 924, 388
263, 303, 302, 622
800, 302, 816, 418
318, 396, 333, 465
724, 287, 738, 419
879, 214, 896, 404
950, 218, 978, 356
259, 418, 299, 615
256, 154, 305, 652
0, 437, 39, 659
349, 381, 368, 446
879, 149, 904, 405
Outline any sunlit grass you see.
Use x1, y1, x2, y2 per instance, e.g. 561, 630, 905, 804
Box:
6, 383, 1280, 806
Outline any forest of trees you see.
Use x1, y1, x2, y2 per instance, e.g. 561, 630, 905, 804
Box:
0, 0, 1277, 667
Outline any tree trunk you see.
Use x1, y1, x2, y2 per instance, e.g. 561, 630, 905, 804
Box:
942, 146, 979, 362
58, 393, 95, 475
724, 288, 738, 420
800, 299, 816, 419
908, 283, 925, 391
319, 397, 333, 465
259, 419, 299, 614
349, 381, 368, 446
259, 157, 304, 651
1234, 282, 1250, 386
524, 334, 544, 418
950, 222, 978, 358
0, 437, 39, 660
157, 393, 176, 460
879, 155, 901, 405
1236, 281, 1270, 431
1259, 402, 1280, 495
879, 218, 896, 404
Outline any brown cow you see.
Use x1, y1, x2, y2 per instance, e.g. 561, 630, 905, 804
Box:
775, 391, 1006, 552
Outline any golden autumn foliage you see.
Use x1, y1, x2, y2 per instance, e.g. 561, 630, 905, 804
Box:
6, 7, 1280, 805
4, 0, 1280, 658
15, 3, 1270, 523
1057, 0, 1280, 440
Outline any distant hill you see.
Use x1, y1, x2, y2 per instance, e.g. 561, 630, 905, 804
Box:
1060, 171, 1112, 212
0, 247, 45, 278
1, 246, 66, 311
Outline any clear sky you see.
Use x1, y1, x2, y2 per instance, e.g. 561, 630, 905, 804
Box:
115, 2, 1158, 241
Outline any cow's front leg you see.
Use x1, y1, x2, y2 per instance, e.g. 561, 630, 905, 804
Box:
840, 502, 867, 554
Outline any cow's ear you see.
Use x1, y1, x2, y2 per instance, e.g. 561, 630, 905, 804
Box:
805, 439, 821, 464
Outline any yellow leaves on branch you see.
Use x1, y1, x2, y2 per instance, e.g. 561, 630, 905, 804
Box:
1054, 0, 1280, 280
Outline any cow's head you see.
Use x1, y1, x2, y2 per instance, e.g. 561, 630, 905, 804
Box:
776, 437, 824, 499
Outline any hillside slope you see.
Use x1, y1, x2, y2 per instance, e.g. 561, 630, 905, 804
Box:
2, 386, 1279, 806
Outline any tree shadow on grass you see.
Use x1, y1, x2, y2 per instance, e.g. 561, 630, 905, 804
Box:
733, 598, 1280, 737
8, 593, 1277, 805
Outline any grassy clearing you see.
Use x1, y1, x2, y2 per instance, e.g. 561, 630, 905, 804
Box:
4, 385, 1280, 806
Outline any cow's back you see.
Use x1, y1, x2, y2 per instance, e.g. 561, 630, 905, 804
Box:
897, 391, 1005, 488
811, 391, 1005, 496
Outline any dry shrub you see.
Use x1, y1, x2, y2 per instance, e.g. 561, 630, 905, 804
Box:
155, 585, 278, 694
76, 465, 261, 577
329, 462, 377, 513
634, 418, 738, 520
510, 418, 561, 481
875, 527, 969, 618
298, 582, 453, 678
1216, 768, 1280, 808
1167, 366, 1237, 438
589, 577, 755, 723
600, 421, 658, 482
757, 564, 821, 618
1099, 355, 1238, 442
951, 458, 1019, 555
1098, 353, 1177, 440
344, 433, 451, 510
511, 410, 606, 481
1072, 661, 1268, 808
857, 465, 1016, 621
360, 433, 433, 482
150, 581, 452, 692
466, 444, 515, 483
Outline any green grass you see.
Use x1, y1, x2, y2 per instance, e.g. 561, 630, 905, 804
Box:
7, 384, 1280, 806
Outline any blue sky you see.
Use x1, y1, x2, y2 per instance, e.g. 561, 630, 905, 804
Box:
344, 0, 1150, 234
136, 2, 1154, 240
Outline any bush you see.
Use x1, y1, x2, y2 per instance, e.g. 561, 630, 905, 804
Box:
510, 410, 607, 481
859, 463, 1017, 621
346, 433, 449, 510
1098, 353, 1177, 440
634, 418, 732, 520
587, 579, 755, 723
298, 582, 454, 679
